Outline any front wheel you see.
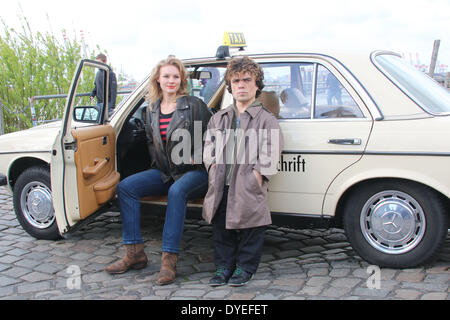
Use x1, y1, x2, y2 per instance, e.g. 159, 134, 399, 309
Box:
343, 180, 448, 268
13, 166, 61, 240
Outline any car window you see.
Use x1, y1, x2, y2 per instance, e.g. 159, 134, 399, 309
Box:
261, 63, 313, 119
260, 62, 363, 120
314, 65, 364, 119
374, 53, 450, 115
71, 65, 104, 125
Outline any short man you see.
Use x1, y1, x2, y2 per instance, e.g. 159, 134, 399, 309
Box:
203, 56, 283, 287
91, 53, 118, 115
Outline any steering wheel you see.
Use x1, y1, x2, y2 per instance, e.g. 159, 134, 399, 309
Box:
134, 117, 145, 130
129, 117, 146, 142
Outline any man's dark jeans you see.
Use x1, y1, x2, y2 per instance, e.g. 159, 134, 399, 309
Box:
212, 186, 266, 274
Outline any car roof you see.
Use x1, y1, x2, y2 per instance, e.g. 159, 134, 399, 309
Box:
182, 48, 395, 65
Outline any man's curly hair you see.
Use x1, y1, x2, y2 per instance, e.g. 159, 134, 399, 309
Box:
225, 56, 265, 98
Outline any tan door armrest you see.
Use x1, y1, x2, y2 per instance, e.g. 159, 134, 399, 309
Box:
83, 157, 109, 178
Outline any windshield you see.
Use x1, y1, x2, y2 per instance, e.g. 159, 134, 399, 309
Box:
373, 53, 450, 115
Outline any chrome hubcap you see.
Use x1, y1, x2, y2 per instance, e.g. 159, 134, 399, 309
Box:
360, 190, 426, 254
20, 182, 55, 229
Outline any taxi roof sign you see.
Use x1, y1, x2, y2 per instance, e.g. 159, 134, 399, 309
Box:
223, 32, 247, 48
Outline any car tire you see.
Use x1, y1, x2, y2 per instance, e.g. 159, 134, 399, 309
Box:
343, 180, 448, 268
13, 166, 61, 240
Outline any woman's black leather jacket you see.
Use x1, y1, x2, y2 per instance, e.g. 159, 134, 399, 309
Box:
145, 95, 212, 183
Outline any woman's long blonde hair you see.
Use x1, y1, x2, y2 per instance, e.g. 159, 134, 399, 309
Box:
146, 55, 188, 105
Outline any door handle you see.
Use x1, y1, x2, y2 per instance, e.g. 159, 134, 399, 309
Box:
328, 138, 362, 145
83, 157, 109, 178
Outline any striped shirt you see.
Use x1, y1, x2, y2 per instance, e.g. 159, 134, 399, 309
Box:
159, 111, 173, 142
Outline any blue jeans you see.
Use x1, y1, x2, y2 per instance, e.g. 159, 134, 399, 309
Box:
116, 169, 208, 253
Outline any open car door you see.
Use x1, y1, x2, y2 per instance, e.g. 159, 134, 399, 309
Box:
51, 59, 120, 235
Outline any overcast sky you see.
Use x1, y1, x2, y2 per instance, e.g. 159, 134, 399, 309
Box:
1, 0, 449, 81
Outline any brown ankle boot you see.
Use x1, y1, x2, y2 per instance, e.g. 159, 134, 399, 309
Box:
157, 252, 178, 285
104, 243, 148, 274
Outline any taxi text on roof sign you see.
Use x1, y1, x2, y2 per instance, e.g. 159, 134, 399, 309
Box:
223, 32, 247, 48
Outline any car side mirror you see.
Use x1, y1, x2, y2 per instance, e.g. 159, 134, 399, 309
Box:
73, 106, 100, 123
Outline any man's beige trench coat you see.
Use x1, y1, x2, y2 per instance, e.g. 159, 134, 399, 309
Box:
202, 101, 283, 229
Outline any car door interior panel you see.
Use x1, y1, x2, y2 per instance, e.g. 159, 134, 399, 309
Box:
71, 125, 119, 219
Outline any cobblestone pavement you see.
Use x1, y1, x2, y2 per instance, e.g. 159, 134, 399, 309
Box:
0, 186, 449, 300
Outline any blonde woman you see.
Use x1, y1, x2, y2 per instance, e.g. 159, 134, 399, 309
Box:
105, 56, 212, 285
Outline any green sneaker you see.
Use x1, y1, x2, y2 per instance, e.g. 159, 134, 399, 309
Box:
209, 267, 234, 287
228, 267, 253, 287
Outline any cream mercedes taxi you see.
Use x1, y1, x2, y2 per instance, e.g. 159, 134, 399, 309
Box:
0, 33, 449, 268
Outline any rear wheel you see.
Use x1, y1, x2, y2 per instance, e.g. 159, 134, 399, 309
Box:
13, 166, 61, 240
343, 180, 448, 268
